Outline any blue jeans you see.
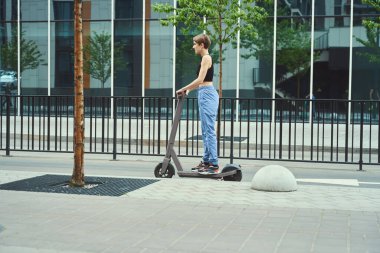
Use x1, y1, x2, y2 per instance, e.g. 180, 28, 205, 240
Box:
198, 86, 219, 165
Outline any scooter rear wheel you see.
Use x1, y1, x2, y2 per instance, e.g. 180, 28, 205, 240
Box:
154, 162, 175, 178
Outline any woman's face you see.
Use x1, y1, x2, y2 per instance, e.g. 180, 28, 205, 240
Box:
192, 41, 203, 55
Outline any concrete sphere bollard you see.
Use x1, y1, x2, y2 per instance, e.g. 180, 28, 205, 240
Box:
251, 165, 297, 192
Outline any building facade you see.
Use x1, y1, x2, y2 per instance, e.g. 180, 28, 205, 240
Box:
0, 0, 379, 101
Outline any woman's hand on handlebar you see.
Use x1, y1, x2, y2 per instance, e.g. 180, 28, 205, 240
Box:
176, 89, 188, 98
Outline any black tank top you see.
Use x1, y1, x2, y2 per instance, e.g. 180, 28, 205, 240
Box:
196, 56, 213, 82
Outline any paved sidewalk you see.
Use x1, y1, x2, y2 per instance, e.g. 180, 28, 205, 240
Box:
0, 154, 380, 253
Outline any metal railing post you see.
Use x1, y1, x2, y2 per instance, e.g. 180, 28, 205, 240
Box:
230, 98, 235, 164
5, 95, 11, 156
378, 101, 380, 163
279, 100, 283, 159
101, 97, 105, 153
217, 98, 221, 157
47, 96, 51, 151
358, 101, 364, 171
345, 100, 349, 162
112, 97, 117, 160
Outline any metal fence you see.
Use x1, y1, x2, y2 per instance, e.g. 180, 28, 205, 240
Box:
1, 95, 379, 169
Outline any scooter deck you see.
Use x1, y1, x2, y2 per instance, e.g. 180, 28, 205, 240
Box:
178, 169, 237, 178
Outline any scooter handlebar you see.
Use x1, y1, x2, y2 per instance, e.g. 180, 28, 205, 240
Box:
176, 90, 188, 100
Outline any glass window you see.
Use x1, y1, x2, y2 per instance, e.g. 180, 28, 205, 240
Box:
21, 0, 48, 21
150, 0, 171, 19
114, 20, 143, 97
87, 0, 112, 20
313, 0, 350, 100
352, 2, 380, 101
114, 0, 143, 96
145, 0, 173, 97
213, 38, 237, 98
51, 1, 73, 95
145, 20, 173, 97
20, 22, 48, 95
52, 0, 73, 21
51, 1, 113, 96
239, 3, 274, 127
0, 0, 17, 21
0, 2, 18, 97
276, 1, 312, 99
51, 0, 112, 20
116, 0, 142, 19
0, 22, 18, 97
240, 3, 274, 100
83, 21, 112, 96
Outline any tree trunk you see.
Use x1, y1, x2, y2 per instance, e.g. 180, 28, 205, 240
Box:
71, 0, 85, 187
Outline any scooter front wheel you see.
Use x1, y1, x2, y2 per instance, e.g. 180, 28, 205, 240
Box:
154, 162, 175, 178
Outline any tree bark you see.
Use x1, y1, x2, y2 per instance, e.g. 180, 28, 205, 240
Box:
71, 0, 85, 187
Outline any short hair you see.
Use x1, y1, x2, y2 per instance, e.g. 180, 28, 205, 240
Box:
193, 34, 211, 49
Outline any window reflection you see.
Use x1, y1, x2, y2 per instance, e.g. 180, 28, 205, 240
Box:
20, 23, 48, 95
21, 0, 48, 21
0, 0, 378, 101
353, 1, 380, 101
52, 1, 73, 94
276, 1, 312, 99
145, 20, 173, 97
114, 0, 142, 96
240, 12, 273, 99
0, 0, 17, 21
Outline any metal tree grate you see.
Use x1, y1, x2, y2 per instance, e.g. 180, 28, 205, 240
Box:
0, 174, 158, 196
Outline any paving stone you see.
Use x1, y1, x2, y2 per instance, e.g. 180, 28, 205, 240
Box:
313, 245, 349, 253
1, 161, 380, 253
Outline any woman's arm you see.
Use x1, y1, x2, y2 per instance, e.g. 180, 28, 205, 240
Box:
176, 55, 211, 95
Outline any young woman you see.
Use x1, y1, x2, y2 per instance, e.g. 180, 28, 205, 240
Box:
176, 34, 219, 174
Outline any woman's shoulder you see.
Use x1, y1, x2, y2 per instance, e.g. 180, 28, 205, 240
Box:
203, 54, 212, 59
202, 54, 212, 63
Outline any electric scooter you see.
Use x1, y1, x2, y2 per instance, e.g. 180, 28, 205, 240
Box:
154, 93, 242, 181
